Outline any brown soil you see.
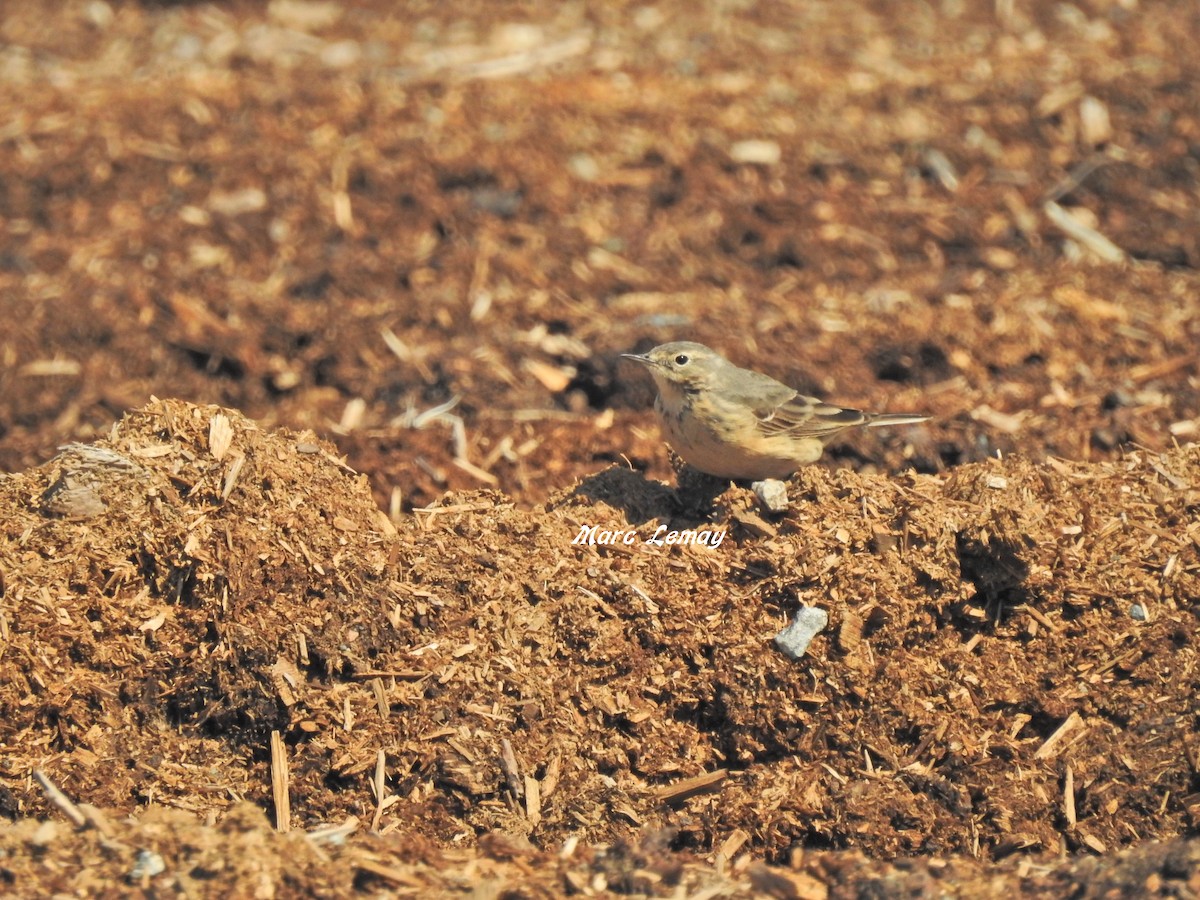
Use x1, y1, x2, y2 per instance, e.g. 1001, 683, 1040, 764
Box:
1, 1, 1198, 896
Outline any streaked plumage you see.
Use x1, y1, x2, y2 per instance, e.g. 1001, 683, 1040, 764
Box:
622, 341, 928, 480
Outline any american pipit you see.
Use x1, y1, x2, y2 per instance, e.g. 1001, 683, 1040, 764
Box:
622, 341, 929, 480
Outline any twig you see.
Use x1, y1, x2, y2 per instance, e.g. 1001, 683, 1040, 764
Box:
1063, 763, 1077, 827
410, 501, 508, 516
1042, 153, 1112, 204
76, 803, 116, 839
407, 395, 462, 430
653, 769, 728, 805
452, 456, 499, 486
371, 678, 388, 718
307, 815, 360, 847
33, 769, 87, 828
353, 856, 427, 888
370, 750, 388, 833
345, 670, 427, 680
1182, 736, 1200, 777
1043, 200, 1126, 263
1035, 712, 1083, 760
716, 828, 750, 873
379, 327, 434, 381
1022, 604, 1061, 633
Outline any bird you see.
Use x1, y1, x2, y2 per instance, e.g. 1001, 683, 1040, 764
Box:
622, 341, 929, 480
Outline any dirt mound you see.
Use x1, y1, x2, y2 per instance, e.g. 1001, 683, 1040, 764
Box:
1, 399, 1197, 894
1, 801, 1198, 898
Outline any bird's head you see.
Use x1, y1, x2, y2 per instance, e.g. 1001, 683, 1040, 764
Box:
621, 341, 727, 396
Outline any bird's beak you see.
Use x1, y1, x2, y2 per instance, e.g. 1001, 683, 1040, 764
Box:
621, 352, 656, 368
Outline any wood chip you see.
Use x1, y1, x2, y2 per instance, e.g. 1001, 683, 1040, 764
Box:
524, 774, 541, 826
500, 738, 524, 799
522, 358, 575, 393
653, 769, 728, 805
221, 451, 245, 501
208, 413, 233, 461
1063, 763, 1077, 827
1035, 712, 1083, 760
270, 730, 290, 833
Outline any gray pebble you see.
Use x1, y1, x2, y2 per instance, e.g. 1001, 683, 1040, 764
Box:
752, 478, 790, 513
774, 607, 829, 660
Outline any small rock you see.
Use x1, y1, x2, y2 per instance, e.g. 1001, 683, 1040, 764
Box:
40, 444, 148, 518
1129, 603, 1147, 621
774, 607, 829, 661
752, 479, 789, 513
128, 849, 166, 883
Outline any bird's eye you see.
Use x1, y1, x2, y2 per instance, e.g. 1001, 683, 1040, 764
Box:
674, 354, 689, 366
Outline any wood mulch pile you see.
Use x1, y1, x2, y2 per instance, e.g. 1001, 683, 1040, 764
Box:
1, 0, 1199, 894
0, 398, 1197, 895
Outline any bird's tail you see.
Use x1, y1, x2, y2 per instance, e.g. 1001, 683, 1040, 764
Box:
865, 413, 930, 428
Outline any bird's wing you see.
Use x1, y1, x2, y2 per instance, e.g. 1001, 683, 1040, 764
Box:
718, 367, 872, 439
753, 390, 870, 439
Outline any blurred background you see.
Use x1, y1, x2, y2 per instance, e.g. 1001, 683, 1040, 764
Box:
1, 0, 1197, 508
